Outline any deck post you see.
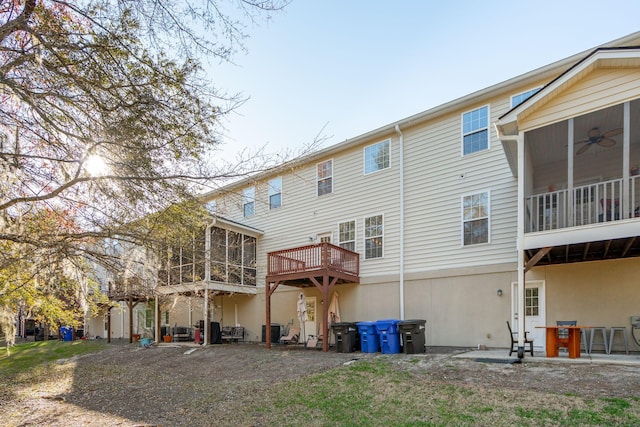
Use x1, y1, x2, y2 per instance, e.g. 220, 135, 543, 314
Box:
321, 274, 330, 352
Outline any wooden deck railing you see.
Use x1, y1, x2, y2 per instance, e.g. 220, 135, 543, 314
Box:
267, 242, 359, 277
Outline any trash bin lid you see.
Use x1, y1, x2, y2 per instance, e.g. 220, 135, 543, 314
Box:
398, 319, 426, 326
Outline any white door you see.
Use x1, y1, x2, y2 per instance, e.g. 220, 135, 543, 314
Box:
304, 297, 316, 343
511, 280, 545, 350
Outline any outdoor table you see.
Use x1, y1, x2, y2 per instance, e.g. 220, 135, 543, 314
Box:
536, 326, 589, 359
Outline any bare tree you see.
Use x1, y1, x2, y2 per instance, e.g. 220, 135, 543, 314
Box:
0, 0, 290, 341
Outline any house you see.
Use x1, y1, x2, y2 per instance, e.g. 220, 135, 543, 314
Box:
112, 32, 640, 356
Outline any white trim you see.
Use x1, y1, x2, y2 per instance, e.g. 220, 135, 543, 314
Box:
338, 219, 357, 252
460, 190, 491, 246
316, 159, 334, 197
461, 104, 491, 156
363, 139, 391, 175
363, 213, 384, 260
268, 176, 283, 210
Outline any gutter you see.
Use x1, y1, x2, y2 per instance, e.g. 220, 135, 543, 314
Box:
395, 125, 405, 320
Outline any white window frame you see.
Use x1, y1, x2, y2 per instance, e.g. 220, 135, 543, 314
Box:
243, 187, 255, 218
461, 105, 490, 156
364, 214, 384, 259
338, 220, 356, 252
268, 177, 282, 210
511, 87, 542, 108
364, 139, 390, 175
317, 159, 333, 196
461, 191, 490, 246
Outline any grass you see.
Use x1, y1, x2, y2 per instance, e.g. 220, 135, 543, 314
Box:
256, 359, 640, 426
0, 339, 106, 378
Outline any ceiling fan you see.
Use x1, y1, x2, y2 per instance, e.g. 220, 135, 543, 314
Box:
575, 127, 622, 155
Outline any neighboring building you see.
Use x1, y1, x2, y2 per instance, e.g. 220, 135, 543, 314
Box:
115, 32, 640, 354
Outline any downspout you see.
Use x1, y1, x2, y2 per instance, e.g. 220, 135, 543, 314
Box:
494, 124, 526, 358
395, 125, 405, 320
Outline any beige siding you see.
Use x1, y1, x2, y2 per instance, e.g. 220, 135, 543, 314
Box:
402, 98, 518, 273
522, 68, 640, 131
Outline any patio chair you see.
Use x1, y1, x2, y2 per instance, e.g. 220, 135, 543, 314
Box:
507, 321, 534, 357
279, 326, 300, 345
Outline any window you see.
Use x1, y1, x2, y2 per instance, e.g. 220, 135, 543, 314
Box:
163, 311, 169, 324
317, 160, 333, 196
364, 215, 383, 259
209, 226, 257, 286
268, 177, 282, 209
339, 220, 356, 251
525, 288, 539, 316
462, 192, 489, 245
145, 308, 153, 328
243, 187, 255, 217
364, 140, 390, 174
511, 87, 541, 108
462, 106, 489, 155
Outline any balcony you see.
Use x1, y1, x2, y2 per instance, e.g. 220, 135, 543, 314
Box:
526, 176, 640, 232
266, 242, 360, 286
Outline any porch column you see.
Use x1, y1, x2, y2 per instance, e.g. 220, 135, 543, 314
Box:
517, 131, 527, 358
321, 274, 330, 352
204, 288, 209, 345
623, 102, 631, 218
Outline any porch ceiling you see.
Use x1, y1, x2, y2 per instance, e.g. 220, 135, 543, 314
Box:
156, 281, 259, 296
526, 235, 640, 267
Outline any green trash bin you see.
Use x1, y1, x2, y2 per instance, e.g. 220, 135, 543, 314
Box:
398, 319, 426, 354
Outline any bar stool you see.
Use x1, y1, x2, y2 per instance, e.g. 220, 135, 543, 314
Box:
608, 327, 629, 355
589, 327, 609, 354
581, 329, 590, 354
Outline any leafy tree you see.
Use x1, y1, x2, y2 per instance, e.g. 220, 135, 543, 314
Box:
0, 0, 290, 347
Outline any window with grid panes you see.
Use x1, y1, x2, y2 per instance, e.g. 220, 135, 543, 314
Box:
462, 192, 489, 245
339, 220, 356, 251
317, 160, 333, 196
364, 140, 390, 174
364, 215, 383, 259
462, 106, 489, 155
525, 287, 539, 316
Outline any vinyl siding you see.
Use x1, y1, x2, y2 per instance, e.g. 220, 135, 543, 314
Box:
522, 68, 640, 131
402, 97, 518, 273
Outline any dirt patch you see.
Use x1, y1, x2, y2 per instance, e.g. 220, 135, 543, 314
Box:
1, 341, 639, 426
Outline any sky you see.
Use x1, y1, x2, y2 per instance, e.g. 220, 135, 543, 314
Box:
209, 0, 640, 161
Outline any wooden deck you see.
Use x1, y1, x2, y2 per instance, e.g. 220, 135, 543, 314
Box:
265, 242, 360, 352
266, 242, 359, 285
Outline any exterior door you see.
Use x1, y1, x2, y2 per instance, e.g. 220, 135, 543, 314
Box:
304, 297, 316, 343
511, 280, 545, 350
317, 232, 332, 243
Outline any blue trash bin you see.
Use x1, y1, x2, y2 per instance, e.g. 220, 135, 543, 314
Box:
357, 321, 379, 353
60, 326, 73, 342
375, 319, 401, 354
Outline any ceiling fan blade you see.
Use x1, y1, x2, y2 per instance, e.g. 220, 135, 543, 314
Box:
598, 137, 617, 148
576, 143, 592, 155
575, 139, 590, 144
603, 128, 623, 138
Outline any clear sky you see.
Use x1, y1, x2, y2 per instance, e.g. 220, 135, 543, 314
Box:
209, 0, 640, 161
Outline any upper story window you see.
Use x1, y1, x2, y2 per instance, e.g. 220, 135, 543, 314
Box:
364, 214, 383, 259
462, 191, 489, 245
462, 106, 489, 155
364, 140, 390, 174
243, 187, 255, 217
511, 87, 541, 108
339, 220, 356, 252
317, 160, 333, 196
269, 177, 282, 210
205, 200, 217, 214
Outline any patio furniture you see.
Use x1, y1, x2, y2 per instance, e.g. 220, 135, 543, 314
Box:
507, 321, 534, 357
608, 327, 629, 355
279, 326, 300, 345
589, 327, 609, 354
556, 320, 577, 352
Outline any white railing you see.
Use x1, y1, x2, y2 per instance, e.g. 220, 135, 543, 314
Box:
526, 176, 640, 232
